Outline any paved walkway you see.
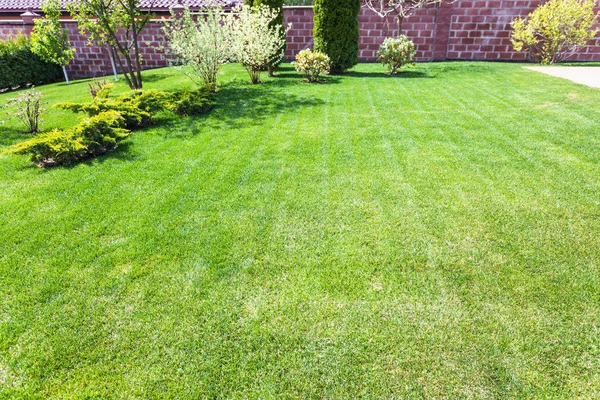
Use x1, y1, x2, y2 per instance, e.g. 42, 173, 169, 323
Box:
525, 66, 600, 88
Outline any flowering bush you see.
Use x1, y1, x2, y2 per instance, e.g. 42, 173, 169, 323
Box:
164, 6, 233, 89
377, 35, 416, 74
511, 0, 598, 64
1, 88, 45, 133
228, 5, 290, 84
293, 49, 331, 82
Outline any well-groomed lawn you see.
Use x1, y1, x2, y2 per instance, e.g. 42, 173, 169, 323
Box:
1, 62, 599, 398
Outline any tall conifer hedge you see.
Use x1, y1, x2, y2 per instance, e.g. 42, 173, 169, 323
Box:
313, 0, 360, 73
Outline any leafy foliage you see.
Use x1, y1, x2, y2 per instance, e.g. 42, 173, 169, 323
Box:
313, 0, 360, 73
30, 0, 76, 83
68, 0, 152, 89
3, 110, 129, 166
0, 35, 62, 91
169, 87, 216, 116
511, 0, 599, 64
377, 35, 416, 74
1, 88, 45, 133
293, 49, 331, 82
163, 6, 233, 89
245, 0, 286, 73
228, 4, 290, 84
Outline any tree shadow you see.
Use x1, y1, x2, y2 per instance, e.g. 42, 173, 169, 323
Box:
142, 73, 170, 83
0, 126, 32, 148
159, 79, 328, 136
345, 70, 434, 79
267, 65, 343, 84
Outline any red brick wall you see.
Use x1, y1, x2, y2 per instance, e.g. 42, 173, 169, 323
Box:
1, 2, 599, 80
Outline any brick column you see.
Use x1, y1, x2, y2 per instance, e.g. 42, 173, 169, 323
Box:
20, 10, 40, 35
432, 2, 454, 61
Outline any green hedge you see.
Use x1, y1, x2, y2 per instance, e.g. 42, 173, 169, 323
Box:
313, 0, 360, 73
0, 35, 63, 91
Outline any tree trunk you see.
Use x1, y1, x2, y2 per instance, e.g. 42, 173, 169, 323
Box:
397, 14, 404, 36
108, 46, 119, 81
62, 65, 70, 84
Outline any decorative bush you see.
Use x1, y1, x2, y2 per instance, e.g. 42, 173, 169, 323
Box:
56, 87, 172, 129
245, 0, 286, 74
511, 0, 599, 64
313, 0, 360, 74
377, 35, 416, 74
164, 6, 233, 89
228, 4, 290, 84
293, 49, 331, 82
3, 110, 129, 166
1, 88, 46, 133
0, 36, 62, 91
169, 87, 216, 116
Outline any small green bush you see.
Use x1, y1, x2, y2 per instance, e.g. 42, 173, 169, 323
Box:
313, 0, 360, 73
169, 87, 216, 116
377, 35, 416, 74
3, 110, 129, 166
293, 49, 331, 82
0, 35, 63, 91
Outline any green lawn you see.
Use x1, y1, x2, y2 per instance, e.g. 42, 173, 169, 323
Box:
1, 62, 599, 398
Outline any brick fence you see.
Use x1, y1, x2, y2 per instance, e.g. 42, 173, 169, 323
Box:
1, 2, 599, 79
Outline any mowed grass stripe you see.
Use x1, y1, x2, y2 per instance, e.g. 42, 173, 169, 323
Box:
1, 62, 600, 398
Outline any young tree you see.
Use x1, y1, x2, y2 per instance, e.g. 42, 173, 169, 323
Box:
245, 0, 285, 76
229, 5, 289, 84
511, 0, 599, 64
68, 0, 154, 89
313, 0, 361, 74
363, 0, 445, 34
163, 6, 233, 90
30, 0, 76, 84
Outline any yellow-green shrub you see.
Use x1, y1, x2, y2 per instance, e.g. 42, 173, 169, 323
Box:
169, 87, 216, 116
56, 87, 172, 129
3, 110, 130, 166
293, 49, 331, 82
511, 0, 599, 64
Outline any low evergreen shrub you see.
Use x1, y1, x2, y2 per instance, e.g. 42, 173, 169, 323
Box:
169, 87, 216, 116
3, 110, 129, 166
56, 87, 172, 129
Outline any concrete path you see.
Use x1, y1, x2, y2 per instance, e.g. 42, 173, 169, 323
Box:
525, 66, 600, 88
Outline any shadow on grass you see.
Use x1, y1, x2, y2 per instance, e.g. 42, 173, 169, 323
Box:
142, 73, 170, 83
345, 70, 434, 79
0, 126, 34, 148
160, 78, 327, 136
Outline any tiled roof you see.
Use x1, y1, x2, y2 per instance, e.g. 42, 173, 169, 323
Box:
0, 0, 240, 11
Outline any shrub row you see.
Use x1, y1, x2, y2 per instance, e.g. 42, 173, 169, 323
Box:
5, 110, 129, 166
0, 36, 63, 92
4, 85, 216, 166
